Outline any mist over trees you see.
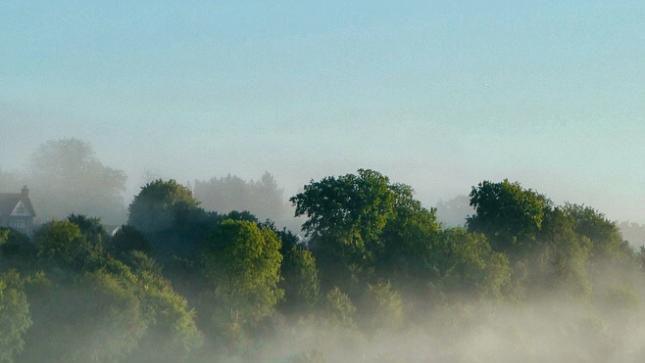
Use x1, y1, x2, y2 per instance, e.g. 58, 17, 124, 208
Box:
435, 195, 473, 227
194, 172, 295, 230
0, 139, 128, 225
620, 221, 645, 247
1, 168, 644, 362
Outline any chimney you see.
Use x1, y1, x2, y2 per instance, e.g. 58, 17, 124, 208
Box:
21, 185, 29, 198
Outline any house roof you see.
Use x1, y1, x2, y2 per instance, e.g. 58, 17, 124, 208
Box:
0, 193, 36, 218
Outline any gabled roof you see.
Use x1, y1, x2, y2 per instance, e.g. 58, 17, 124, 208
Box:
0, 193, 36, 218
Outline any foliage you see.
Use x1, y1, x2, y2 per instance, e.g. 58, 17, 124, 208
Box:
324, 287, 356, 328
358, 281, 404, 331
109, 226, 151, 257
124, 252, 203, 363
22, 269, 146, 363
291, 169, 398, 292
467, 179, 549, 253
434, 228, 511, 299
0, 229, 35, 272
128, 179, 199, 235
0, 271, 32, 363
33, 221, 102, 270
378, 185, 441, 291
279, 234, 320, 315
199, 220, 284, 346
563, 204, 626, 261
2, 168, 643, 362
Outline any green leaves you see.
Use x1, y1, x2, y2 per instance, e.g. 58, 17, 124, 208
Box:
0, 271, 31, 363
128, 179, 199, 235
467, 179, 549, 253
200, 220, 284, 346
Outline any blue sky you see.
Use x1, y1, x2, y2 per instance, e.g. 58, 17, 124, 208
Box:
1, 1, 644, 222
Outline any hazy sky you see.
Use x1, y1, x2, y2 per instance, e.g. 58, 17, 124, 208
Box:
1, 1, 644, 223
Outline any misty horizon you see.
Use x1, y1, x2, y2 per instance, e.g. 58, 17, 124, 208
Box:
1, 2, 644, 363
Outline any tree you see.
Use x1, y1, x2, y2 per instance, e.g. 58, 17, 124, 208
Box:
323, 287, 356, 328
128, 179, 199, 235
124, 252, 203, 363
467, 180, 549, 254
358, 281, 404, 331
563, 204, 626, 261
377, 184, 441, 292
0, 271, 32, 363
433, 228, 511, 299
22, 268, 146, 363
67, 214, 110, 248
278, 231, 320, 315
27, 138, 127, 224
534, 206, 592, 296
292, 169, 395, 244
199, 220, 284, 347
291, 169, 397, 292
0, 228, 36, 272
109, 226, 151, 257
33, 220, 101, 270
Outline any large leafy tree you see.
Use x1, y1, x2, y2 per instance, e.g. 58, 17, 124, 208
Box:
128, 179, 200, 235
467, 179, 549, 254
199, 219, 284, 347
291, 169, 397, 292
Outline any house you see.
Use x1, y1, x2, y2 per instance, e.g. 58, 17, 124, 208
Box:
0, 186, 36, 236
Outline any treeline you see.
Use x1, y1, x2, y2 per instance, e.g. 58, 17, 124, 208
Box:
0, 138, 293, 228
0, 169, 643, 362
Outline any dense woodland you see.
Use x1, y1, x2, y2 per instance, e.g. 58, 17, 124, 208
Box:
1, 164, 645, 362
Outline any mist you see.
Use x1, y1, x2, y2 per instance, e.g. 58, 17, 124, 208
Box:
2, 1, 645, 361
2, 162, 645, 362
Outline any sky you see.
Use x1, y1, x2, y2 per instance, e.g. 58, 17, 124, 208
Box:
1, 0, 644, 223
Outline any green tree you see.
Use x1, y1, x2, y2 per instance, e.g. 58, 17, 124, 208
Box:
377, 184, 441, 292
0, 228, 35, 272
533, 207, 592, 296
23, 268, 146, 363
323, 287, 356, 328
467, 179, 549, 254
278, 231, 320, 315
124, 252, 203, 363
67, 214, 110, 248
291, 169, 397, 292
358, 281, 404, 331
563, 204, 626, 261
128, 179, 199, 235
34, 220, 102, 270
109, 225, 151, 257
434, 228, 511, 299
200, 220, 284, 347
0, 271, 32, 363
